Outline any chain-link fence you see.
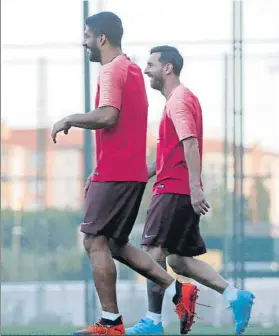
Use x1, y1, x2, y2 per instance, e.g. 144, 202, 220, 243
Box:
1, 0, 279, 332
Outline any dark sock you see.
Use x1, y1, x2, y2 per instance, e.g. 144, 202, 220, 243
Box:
147, 259, 167, 314
172, 280, 181, 304
100, 316, 122, 326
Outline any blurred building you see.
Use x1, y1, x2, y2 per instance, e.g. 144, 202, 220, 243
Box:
1, 123, 87, 210
1, 123, 279, 228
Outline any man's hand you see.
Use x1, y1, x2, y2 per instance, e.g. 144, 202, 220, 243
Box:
51, 118, 71, 144
190, 187, 210, 215
84, 173, 93, 198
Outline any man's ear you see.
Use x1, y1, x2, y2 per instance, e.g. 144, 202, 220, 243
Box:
98, 33, 107, 46
164, 63, 173, 75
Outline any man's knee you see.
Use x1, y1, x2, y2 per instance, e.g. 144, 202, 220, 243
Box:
83, 234, 108, 255
143, 245, 166, 260
167, 255, 193, 274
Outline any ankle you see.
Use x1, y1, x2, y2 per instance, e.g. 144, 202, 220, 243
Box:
223, 285, 239, 302
165, 280, 177, 300
146, 311, 162, 325
101, 310, 121, 321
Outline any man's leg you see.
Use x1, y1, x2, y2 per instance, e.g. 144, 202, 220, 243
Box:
110, 241, 174, 292
84, 235, 119, 314
146, 247, 167, 324
126, 193, 255, 335
74, 234, 124, 335
75, 181, 147, 335
167, 254, 255, 334
111, 241, 197, 335
122, 245, 167, 335
76, 182, 197, 335
126, 247, 230, 335
168, 254, 229, 294
162, 194, 255, 335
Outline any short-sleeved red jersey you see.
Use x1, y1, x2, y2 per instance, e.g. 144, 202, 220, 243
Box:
92, 55, 148, 182
153, 84, 203, 195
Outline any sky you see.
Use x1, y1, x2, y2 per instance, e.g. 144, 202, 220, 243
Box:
1, 0, 279, 152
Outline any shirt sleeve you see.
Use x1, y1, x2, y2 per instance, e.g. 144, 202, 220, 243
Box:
98, 64, 124, 110
168, 98, 197, 141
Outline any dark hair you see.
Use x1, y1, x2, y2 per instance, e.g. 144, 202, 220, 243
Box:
85, 12, 123, 47
150, 45, 184, 75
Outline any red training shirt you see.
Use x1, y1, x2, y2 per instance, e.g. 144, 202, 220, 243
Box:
92, 55, 148, 182
153, 84, 203, 195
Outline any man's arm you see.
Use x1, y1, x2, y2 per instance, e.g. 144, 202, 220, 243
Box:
51, 107, 119, 143
51, 63, 123, 143
65, 106, 119, 130
182, 137, 209, 215
168, 99, 200, 191
182, 137, 201, 192
147, 161, 156, 179
66, 62, 122, 130
169, 98, 209, 215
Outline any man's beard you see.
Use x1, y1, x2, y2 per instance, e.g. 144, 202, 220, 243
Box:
89, 48, 101, 62
150, 77, 164, 91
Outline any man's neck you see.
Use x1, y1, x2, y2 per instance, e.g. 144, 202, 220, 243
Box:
161, 77, 181, 99
101, 48, 123, 65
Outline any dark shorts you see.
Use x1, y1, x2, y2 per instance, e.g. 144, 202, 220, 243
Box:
81, 181, 146, 245
141, 194, 207, 257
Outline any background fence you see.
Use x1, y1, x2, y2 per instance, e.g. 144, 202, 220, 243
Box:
1, 0, 279, 334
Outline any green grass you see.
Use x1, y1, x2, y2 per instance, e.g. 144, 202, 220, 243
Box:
1, 324, 279, 335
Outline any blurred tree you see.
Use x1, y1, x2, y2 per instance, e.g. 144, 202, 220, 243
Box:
1, 247, 84, 281
1, 209, 82, 253
1, 209, 13, 247
201, 185, 251, 236
248, 178, 271, 223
